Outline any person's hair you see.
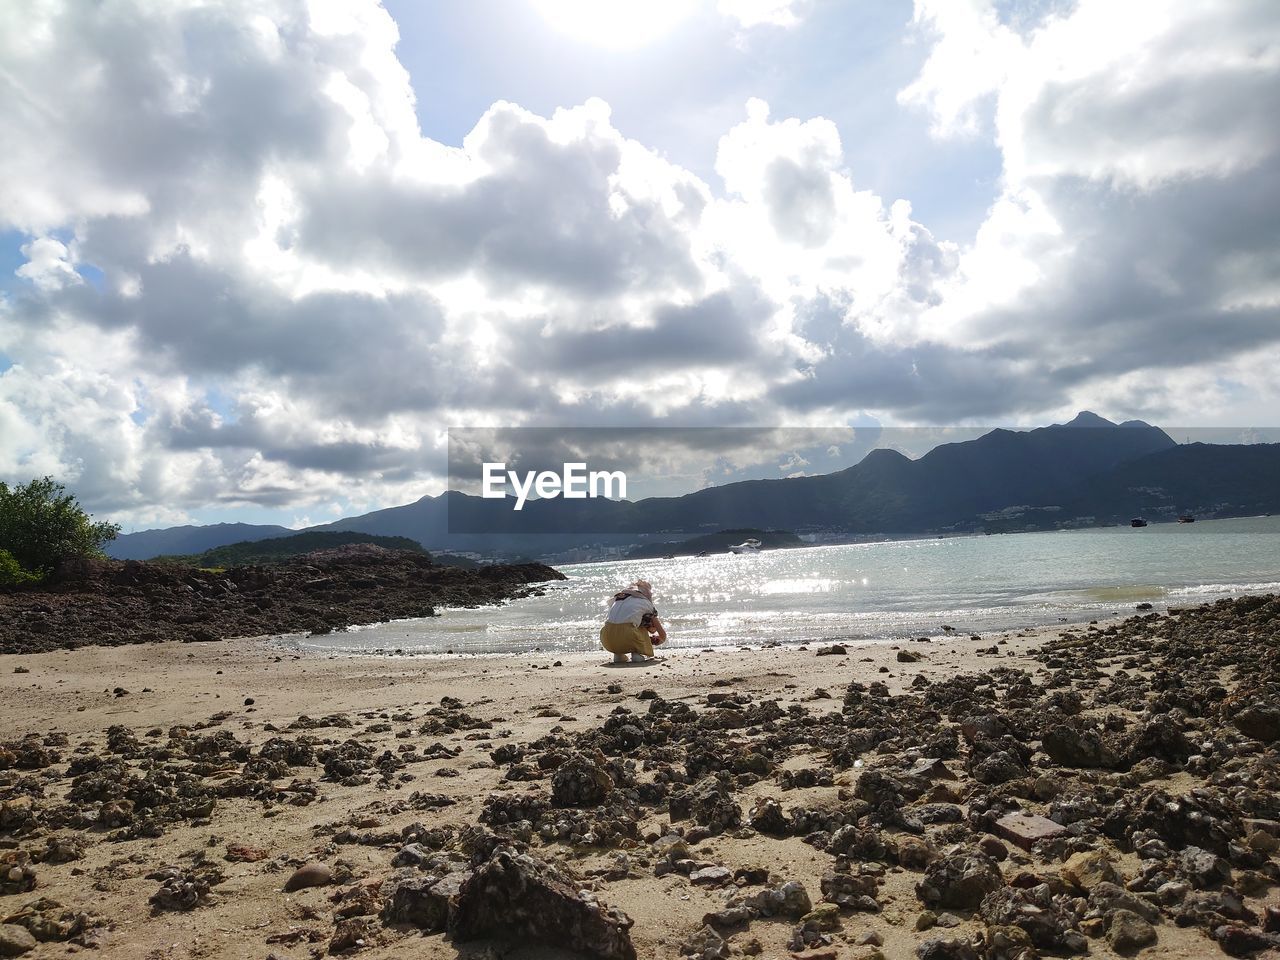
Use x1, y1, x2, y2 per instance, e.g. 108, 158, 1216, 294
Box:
611, 579, 653, 603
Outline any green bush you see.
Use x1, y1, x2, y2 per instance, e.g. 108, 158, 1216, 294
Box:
0, 477, 121, 576
0, 548, 39, 587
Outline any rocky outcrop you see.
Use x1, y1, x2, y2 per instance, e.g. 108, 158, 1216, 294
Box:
449, 848, 636, 960
0, 546, 564, 653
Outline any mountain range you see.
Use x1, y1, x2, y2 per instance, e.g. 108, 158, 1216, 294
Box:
108, 413, 1280, 560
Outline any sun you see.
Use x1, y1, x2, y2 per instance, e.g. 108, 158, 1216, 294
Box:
531, 0, 693, 50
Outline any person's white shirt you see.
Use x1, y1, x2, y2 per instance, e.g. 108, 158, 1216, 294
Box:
606, 594, 655, 627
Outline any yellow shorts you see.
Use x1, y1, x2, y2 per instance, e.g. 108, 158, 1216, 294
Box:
600, 621, 654, 658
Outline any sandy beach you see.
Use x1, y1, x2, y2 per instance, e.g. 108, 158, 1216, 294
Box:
2, 600, 1278, 960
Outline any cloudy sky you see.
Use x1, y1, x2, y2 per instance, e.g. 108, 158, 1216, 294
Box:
1, 0, 1278, 530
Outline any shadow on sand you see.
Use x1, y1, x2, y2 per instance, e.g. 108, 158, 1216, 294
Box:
601, 658, 662, 668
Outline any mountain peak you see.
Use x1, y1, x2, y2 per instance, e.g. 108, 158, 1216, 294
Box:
1062, 411, 1117, 429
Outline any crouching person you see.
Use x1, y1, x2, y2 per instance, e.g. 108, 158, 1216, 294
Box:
600, 579, 666, 664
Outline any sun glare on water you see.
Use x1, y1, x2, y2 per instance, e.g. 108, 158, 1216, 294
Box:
531, 0, 692, 49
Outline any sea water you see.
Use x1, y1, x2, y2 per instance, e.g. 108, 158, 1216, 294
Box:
283, 515, 1280, 655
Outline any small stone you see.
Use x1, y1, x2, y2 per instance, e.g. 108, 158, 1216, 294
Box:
1245, 829, 1279, 854
1215, 924, 1279, 956
1265, 906, 1280, 934
1231, 706, 1280, 743
0, 924, 37, 957
916, 937, 977, 960
801, 903, 842, 932
985, 924, 1035, 960
1179, 845, 1231, 888
897, 650, 923, 663
148, 867, 217, 912
283, 861, 333, 892
896, 835, 933, 869
1107, 909, 1156, 953
550, 753, 614, 808
1089, 882, 1160, 925
226, 843, 268, 863
749, 798, 788, 836
329, 916, 373, 953
680, 924, 729, 959
916, 852, 1002, 909
1061, 850, 1119, 891
689, 866, 732, 886
450, 848, 636, 960
734, 865, 770, 885
906, 757, 954, 780
993, 812, 1067, 851
977, 836, 1008, 862
917, 910, 938, 930
382, 870, 466, 931
1080, 917, 1105, 937
1155, 881, 1188, 906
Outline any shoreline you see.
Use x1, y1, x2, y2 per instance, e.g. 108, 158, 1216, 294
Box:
267, 616, 1089, 661
1, 596, 1277, 959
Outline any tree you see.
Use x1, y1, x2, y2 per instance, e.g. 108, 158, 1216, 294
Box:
0, 477, 121, 576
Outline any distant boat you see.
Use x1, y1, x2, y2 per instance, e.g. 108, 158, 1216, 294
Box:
1178, 515, 1196, 523
1130, 518, 1148, 528
728, 538, 763, 554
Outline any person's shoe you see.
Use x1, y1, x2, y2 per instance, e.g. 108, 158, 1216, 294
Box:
612, 653, 628, 665
630, 654, 650, 663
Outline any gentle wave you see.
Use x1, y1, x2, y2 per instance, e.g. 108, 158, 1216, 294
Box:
1167, 581, 1280, 596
